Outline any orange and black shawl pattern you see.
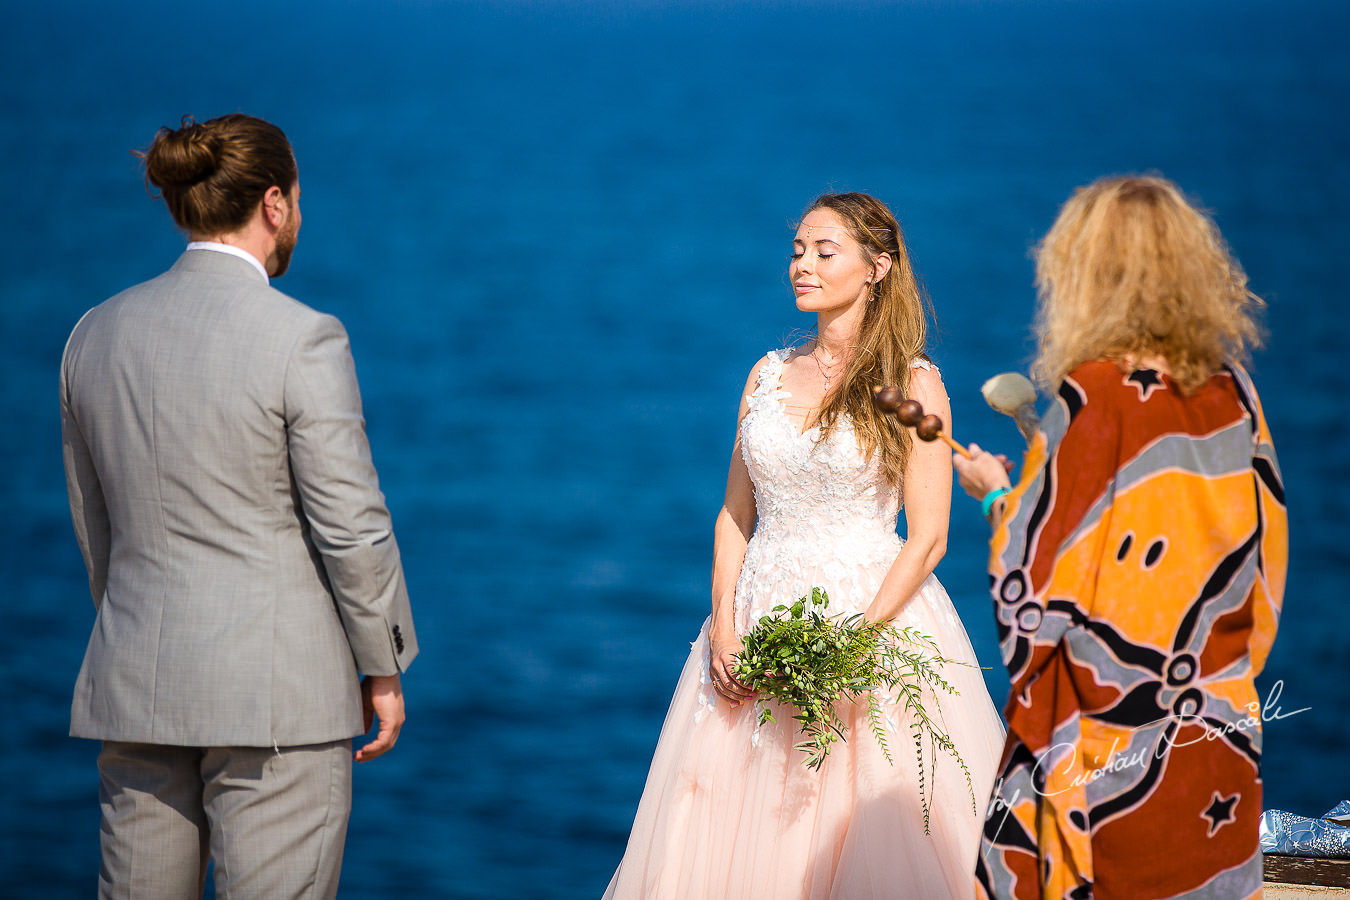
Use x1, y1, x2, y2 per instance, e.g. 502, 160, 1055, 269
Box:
974, 361, 1287, 900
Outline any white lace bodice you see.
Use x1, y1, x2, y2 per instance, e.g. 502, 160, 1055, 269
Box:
741, 349, 905, 543
691, 349, 944, 726
730, 349, 934, 627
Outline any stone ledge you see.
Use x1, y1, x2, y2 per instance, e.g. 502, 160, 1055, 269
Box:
1265, 886, 1349, 899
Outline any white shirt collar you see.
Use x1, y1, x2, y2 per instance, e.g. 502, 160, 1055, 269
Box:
185, 241, 270, 284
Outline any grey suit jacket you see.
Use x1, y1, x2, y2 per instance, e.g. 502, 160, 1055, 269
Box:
62, 249, 418, 747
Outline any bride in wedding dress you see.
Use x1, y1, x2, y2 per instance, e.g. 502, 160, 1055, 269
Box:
604, 192, 1005, 900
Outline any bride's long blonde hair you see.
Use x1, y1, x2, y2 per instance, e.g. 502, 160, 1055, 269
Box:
1032, 175, 1263, 393
806, 192, 933, 487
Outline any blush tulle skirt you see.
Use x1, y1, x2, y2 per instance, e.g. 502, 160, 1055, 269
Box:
603, 576, 1006, 900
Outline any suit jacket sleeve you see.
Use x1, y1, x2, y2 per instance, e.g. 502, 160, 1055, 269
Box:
61, 321, 111, 608
285, 313, 418, 676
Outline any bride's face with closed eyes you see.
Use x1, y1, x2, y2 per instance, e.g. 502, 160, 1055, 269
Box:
790, 209, 875, 314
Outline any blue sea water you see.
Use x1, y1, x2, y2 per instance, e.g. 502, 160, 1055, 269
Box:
2, 0, 1348, 896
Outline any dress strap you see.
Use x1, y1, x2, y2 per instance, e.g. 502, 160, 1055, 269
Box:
743, 349, 793, 413
752, 349, 790, 394
911, 357, 938, 373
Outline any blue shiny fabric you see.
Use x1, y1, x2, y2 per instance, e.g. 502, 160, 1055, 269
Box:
1260, 801, 1350, 857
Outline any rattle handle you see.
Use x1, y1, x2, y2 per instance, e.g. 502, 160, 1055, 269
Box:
938, 431, 972, 459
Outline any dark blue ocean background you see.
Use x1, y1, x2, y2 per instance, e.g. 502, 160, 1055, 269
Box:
2, 0, 1347, 895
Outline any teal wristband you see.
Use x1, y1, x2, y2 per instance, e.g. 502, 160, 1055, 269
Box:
981, 487, 1011, 517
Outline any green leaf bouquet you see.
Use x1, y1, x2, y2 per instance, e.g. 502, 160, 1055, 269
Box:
732, 587, 976, 832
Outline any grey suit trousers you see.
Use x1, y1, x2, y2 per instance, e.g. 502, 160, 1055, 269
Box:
98, 740, 352, 900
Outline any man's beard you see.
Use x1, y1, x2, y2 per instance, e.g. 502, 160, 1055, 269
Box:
271, 221, 298, 277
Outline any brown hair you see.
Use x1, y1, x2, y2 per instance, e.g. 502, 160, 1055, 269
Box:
135, 114, 297, 235
1032, 175, 1263, 393
805, 192, 933, 487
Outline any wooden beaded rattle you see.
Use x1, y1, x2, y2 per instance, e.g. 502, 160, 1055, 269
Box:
872, 386, 972, 459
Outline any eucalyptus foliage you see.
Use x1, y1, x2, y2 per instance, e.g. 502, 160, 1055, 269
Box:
732, 587, 977, 832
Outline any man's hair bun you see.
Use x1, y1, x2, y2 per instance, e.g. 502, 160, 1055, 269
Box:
143, 116, 222, 190
133, 113, 296, 235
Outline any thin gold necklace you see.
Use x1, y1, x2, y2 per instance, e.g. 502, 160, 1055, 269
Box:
811, 344, 849, 393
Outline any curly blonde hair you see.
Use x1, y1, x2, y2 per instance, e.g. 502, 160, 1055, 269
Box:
1032, 175, 1263, 394
806, 192, 933, 487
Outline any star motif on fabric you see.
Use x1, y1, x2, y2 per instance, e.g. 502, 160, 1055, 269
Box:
1126, 368, 1165, 401
1201, 791, 1239, 836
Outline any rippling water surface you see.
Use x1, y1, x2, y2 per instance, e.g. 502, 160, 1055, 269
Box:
2, 1, 1347, 896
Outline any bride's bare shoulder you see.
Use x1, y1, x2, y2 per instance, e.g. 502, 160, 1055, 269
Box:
907, 359, 950, 414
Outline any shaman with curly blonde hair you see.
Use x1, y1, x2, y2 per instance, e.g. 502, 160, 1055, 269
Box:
955, 173, 1285, 900
1032, 175, 1264, 393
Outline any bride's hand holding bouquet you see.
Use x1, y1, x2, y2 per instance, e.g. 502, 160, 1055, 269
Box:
709, 625, 755, 706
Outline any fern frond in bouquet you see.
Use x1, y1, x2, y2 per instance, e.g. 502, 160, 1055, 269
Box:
732, 587, 977, 832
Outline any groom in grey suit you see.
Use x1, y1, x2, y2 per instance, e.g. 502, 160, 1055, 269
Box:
61, 113, 417, 899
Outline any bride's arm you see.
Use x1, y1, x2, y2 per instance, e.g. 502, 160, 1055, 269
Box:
864, 365, 953, 622
708, 361, 763, 704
